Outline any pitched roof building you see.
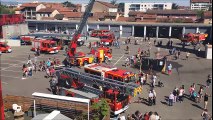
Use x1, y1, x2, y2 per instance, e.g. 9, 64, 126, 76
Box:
190, 0, 212, 11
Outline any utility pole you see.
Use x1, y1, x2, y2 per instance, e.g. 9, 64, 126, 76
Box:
0, 52, 5, 120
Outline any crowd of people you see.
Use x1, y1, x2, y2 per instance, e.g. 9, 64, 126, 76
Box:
118, 110, 161, 120
22, 54, 60, 79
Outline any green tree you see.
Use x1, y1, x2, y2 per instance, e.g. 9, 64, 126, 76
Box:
172, 3, 179, 9
110, 0, 117, 5
118, 3, 124, 12
62, 1, 76, 7
196, 10, 204, 18
0, 5, 15, 14
91, 99, 110, 120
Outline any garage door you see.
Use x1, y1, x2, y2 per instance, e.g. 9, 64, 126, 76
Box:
122, 26, 132, 37
110, 25, 120, 37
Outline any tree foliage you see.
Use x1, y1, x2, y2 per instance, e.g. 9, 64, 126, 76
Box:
62, 1, 76, 7
118, 3, 124, 12
172, 3, 179, 9
110, 0, 117, 5
91, 99, 110, 120
196, 10, 204, 18
0, 5, 15, 14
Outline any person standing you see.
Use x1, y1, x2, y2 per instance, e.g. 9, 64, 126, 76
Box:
206, 74, 212, 88
153, 90, 157, 105
178, 50, 181, 59
167, 64, 173, 75
148, 91, 154, 106
154, 39, 156, 46
186, 52, 190, 60
198, 86, 204, 103
169, 92, 174, 106
173, 87, 178, 103
204, 93, 210, 109
179, 86, 185, 103
152, 74, 157, 87
201, 109, 211, 120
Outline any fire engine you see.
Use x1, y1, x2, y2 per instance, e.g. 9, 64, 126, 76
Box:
90, 46, 112, 62
56, 67, 141, 115
31, 38, 61, 54
90, 30, 110, 37
20, 35, 35, 45
99, 33, 115, 46
181, 33, 208, 45
0, 42, 12, 53
84, 63, 136, 83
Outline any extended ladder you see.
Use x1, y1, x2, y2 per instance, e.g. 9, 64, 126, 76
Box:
56, 67, 142, 97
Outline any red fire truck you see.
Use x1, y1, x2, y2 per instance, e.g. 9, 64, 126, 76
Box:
20, 35, 35, 45
31, 38, 61, 54
90, 30, 110, 37
56, 67, 138, 115
84, 63, 136, 83
99, 33, 115, 46
181, 33, 208, 45
0, 42, 12, 53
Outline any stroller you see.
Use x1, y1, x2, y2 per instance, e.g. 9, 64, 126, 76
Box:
191, 91, 198, 103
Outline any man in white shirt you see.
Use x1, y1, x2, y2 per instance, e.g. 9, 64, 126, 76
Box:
169, 92, 174, 106
152, 75, 157, 87
148, 91, 154, 106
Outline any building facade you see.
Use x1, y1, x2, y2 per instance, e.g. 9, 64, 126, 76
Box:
124, 2, 172, 17
190, 0, 212, 11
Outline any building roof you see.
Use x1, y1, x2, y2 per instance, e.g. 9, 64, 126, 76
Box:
42, 3, 64, 8
178, 6, 190, 10
204, 11, 212, 19
15, 7, 25, 11
57, 7, 74, 12
54, 14, 64, 20
128, 11, 144, 16
146, 10, 197, 15
61, 12, 83, 18
37, 8, 55, 13
191, 0, 212, 3
117, 17, 130, 22
21, 3, 40, 7
96, 1, 117, 8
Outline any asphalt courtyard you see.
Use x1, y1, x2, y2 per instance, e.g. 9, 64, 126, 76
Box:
0, 38, 212, 119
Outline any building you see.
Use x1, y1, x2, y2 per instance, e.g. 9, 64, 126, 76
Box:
203, 11, 212, 24
190, 0, 212, 11
82, 1, 118, 13
36, 8, 60, 20
124, 2, 172, 17
146, 10, 197, 21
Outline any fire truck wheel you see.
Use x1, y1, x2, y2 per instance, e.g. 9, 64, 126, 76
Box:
83, 61, 89, 66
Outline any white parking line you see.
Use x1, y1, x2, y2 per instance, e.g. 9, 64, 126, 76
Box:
0, 75, 21, 79
113, 55, 124, 66
2, 69, 21, 73
2, 82, 9, 85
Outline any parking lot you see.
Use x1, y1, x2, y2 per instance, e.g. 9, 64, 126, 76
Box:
1, 37, 212, 119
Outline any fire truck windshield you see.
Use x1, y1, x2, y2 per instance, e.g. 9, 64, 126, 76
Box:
48, 43, 57, 48
100, 36, 109, 39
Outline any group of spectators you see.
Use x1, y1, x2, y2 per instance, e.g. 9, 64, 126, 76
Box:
22, 55, 60, 79
118, 110, 161, 120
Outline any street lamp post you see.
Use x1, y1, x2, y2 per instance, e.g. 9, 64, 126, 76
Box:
0, 51, 5, 120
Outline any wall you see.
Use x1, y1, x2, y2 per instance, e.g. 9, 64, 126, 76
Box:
92, 2, 108, 13
124, 3, 172, 17
36, 4, 46, 11
0, 39, 21, 46
205, 45, 212, 59
2, 23, 29, 39
51, 10, 60, 17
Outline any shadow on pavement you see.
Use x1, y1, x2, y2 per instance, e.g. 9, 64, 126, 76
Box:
191, 103, 204, 110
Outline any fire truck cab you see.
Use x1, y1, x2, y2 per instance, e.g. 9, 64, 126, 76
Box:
0, 42, 12, 53
91, 30, 110, 37
31, 38, 61, 54
181, 33, 208, 45
99, 33, 115, 46
20, 35, 35, 45
90, 47, 112, 62
84, 63, 136, 83
103, 89, 130, 115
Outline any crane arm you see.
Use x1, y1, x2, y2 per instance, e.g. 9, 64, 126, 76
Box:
68, 0, 95, 57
